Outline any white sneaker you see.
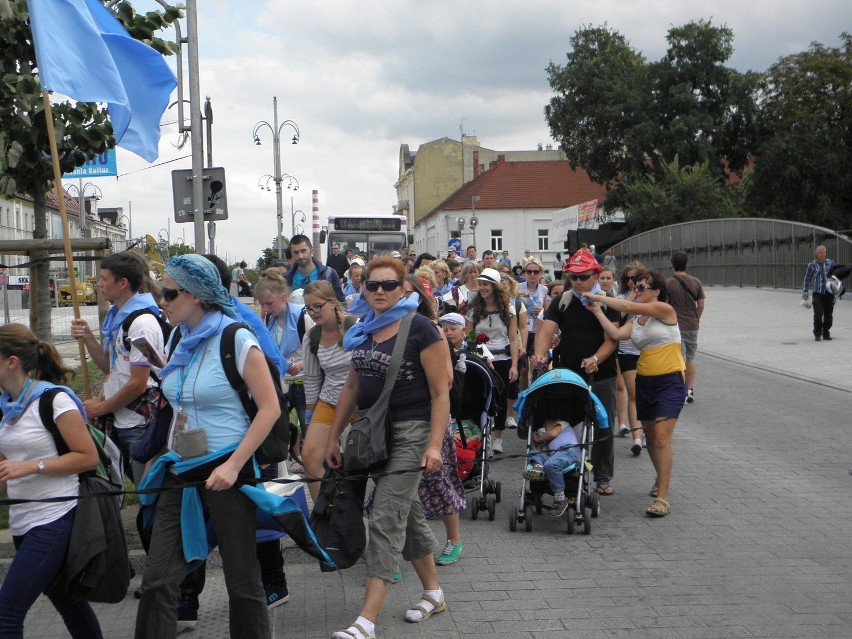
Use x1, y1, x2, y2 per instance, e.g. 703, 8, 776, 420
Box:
631, 439, 642, 456
491, 437, 503, 454
618, 424, 630, 437
505, 416, 518, 429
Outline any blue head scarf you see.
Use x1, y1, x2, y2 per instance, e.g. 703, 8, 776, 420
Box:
160, 255, 239, 378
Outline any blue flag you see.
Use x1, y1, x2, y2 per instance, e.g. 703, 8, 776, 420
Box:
28, 0, 177, 163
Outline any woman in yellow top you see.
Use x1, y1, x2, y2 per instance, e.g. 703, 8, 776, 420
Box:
585, 269, 686, 518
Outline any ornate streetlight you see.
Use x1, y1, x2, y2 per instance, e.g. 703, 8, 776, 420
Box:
252, 97, 300, 259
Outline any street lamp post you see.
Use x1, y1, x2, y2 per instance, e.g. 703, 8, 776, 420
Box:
252, 97, 300, 259
290, 196, 306, 240
65, 181, 102, 278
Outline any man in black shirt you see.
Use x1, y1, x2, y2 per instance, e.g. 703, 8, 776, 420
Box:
325, 242, 350, 279
532, 249, 619, 496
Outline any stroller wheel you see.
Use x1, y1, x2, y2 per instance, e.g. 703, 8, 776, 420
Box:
486, 494, 496, 521
470, 497, 480, 520
509, 507, 518, 532
524, 505, 534, 532
495, 481, 502, 503
534, 494, 543, 516
590, 491, 600, 518
583, 507, 592, 534
566, 507, 576, 534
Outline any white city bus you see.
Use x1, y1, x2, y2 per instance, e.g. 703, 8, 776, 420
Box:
321, 214, 412, 261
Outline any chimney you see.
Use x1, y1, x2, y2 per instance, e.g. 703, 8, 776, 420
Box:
473, 150, 480, 178
312, 190, 320, 250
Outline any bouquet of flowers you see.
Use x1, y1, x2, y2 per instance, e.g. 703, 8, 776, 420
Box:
463, 330, 490, 356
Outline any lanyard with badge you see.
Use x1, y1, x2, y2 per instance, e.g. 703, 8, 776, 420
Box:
171, 345, 208, 458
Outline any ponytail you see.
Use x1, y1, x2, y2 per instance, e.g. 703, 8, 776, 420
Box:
0, 324, 74, 385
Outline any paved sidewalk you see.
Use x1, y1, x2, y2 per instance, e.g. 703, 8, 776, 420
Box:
9, 287, 852, 638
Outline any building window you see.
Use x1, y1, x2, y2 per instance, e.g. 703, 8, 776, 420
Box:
490, 229, 503, 251
538, 228, 549, 251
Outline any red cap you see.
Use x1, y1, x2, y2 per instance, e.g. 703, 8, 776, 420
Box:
564, 249, 602, 273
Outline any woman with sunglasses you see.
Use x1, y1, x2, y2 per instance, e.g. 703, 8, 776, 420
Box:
466, 268, 519, 453
301, 280, 352, 501
0, 324, 102, 638
615, 261, 644, 454
325, 257, 451, 639
516, 259, 548, 401
254, 270, 310, 470
136, 255, 279, 638
585, 269, 686, 518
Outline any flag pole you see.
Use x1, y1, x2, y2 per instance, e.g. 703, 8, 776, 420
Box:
41, 91, 92, 400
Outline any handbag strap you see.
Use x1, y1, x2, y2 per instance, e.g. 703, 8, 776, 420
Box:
374, 312, 415, 404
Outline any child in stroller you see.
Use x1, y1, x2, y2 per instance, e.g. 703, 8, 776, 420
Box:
522, 419, 581, 517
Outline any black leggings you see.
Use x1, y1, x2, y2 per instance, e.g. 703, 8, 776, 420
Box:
491, 359, 517, 431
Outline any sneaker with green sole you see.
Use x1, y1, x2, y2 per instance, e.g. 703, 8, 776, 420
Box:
435, 540, 462, 565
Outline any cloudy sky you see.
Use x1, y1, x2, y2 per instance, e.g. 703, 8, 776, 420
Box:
75, 0, 851, 264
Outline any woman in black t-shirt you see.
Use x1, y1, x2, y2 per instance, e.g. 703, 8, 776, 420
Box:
325, 257, 451, 639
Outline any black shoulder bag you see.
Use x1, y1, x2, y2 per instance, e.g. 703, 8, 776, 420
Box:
343, 312, 414, 473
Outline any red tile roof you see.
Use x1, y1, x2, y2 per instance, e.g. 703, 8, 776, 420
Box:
422, 158, 607, 221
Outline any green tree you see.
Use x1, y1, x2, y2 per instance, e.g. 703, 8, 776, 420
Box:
545, 24, 653, 185
748, 33, 852, 230
165, 242, 194, 258
0, 0, 180, 337
545, 21, 759, 228
616, 156, 746, 234
255, 240, 281, 272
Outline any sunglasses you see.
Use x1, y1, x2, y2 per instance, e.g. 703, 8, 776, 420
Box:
161, 287, 186, 302
525, 269, 541, 274
634, 283, 652, 292
364, 280, 401, 293
305, 300, 330, 314
626, 275, 636, 281
568, 274, 593, 282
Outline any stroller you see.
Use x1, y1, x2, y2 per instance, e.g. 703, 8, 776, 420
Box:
510, 368, 609, 534
451, 351, 505, 522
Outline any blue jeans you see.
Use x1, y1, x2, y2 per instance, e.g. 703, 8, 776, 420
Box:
529, 449, 581, 494
0, 510, 102, 639
112, 424, 148, 486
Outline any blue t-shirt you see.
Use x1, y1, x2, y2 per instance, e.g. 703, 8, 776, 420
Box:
292, 267, 318, 290
162, 328, 258, 453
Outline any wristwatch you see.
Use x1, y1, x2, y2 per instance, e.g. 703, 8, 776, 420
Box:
36, 459, 46, 475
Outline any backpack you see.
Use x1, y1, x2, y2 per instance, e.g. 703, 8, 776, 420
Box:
121, 308, 172, 355
309, 467, 367, 572
220, 323, 292, 465
121, 308, 173, 381
307, 314, 359, 355
37, 389, 131, 603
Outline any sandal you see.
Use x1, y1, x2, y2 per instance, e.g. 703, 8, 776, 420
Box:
596, 483, 614, 495
331, 622, 375, 639
649, 480, 659, 498
646, 498, 670, 517
404, 593, 447, 623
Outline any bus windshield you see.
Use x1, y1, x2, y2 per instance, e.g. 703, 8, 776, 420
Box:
328, 232, 406, 258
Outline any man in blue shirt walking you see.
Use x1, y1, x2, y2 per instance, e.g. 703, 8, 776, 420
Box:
802, 245, 836, 341
284, 234, 345, 302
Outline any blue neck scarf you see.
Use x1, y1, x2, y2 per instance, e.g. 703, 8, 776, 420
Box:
266, 303, 303, 360
160, 311, 236, 379
100, 292, 160, 354
0, 380, 87, 426
343, 293, 419, 351
574, 282, 602, 306
347, 291, 370, 318
234, 295, 287, 375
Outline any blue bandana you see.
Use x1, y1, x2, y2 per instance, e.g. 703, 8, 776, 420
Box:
0, 380, 87, 426
165, 254, 237, 319
100, 292, 160, 354
342, 293, 419, 351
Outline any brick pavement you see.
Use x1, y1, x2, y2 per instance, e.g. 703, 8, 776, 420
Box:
12, 288, 852, 638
